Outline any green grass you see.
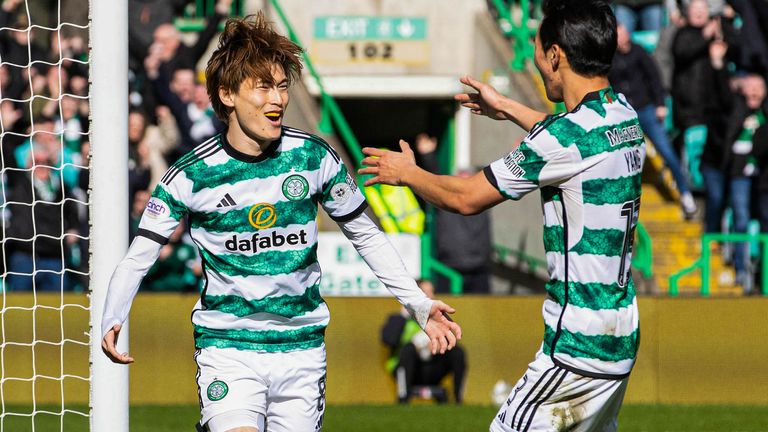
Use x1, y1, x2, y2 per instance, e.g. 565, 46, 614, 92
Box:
4, 404, 768, 431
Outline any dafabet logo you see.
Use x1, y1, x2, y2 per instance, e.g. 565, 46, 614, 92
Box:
248, 203, 277, 229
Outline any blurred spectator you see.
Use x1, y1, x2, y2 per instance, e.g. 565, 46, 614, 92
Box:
141, 220, 202, 292
701, 40, 766, 293
614, 0, 664, 33
0, 1, 48, 87
130, 189, 151, 241
610, 24, 698, 218
14, 116, 80, 191
127, 113, 152, 209
671, 0, 739, 131
128, 0, 187, 73
5, 147, 80, 291
381, 280, 466, 404
415, 134, 493, 294
752, 120, 768, 295
151, 0, 230, 77
128, 107, 178, 187
145, 60, 223, 158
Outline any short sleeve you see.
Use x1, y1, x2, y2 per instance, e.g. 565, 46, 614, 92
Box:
137, 177, 189, 244
317, 149, 367, 222
483, 129, 579, 201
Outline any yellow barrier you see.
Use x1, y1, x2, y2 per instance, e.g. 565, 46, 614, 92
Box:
3, 294, 767, 405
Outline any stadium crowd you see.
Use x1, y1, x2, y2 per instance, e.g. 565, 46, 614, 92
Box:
1, 0, 767, 294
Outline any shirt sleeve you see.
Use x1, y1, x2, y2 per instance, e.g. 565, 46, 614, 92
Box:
317, 147, 368, 222
137, 175, 190, 244
483, 122, 580, 200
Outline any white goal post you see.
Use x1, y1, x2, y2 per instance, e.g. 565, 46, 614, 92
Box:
89, 0, 129, 430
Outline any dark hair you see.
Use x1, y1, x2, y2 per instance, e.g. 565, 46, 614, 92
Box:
539, 0, 617, 77
205, 12, 304, 122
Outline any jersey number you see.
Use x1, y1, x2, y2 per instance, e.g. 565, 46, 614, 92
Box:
617, 198, 640, 288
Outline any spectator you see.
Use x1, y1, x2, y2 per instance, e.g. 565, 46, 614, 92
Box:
145, 59, 223, 158
671, 0, 739, 132
415, 134, 493, 294
141, 220, 202, 292
610, 24, 698, 218
614, 0, 665, 33
151, 0, 231, 77
14, 116, 80, 191
381, 280, 466, 404
5, 147, 80, 291
128, 108, 178, 187
701, 40, 767, 293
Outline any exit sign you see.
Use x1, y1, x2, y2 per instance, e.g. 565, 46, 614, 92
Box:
314, 16, 427, 41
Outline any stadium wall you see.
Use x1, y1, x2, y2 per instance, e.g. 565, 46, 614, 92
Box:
5, 294, 767, 405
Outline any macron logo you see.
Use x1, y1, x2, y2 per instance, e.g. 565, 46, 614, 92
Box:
216, 193, 237, 208
605, 125, 643, 147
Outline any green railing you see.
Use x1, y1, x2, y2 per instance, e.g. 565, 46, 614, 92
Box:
269, 0, 464, 293
488, 0, 541, 70
669, 232, 768, 296
494, 243, 547, 274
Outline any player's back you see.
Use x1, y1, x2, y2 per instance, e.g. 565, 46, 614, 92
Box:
534, 88, 644, 379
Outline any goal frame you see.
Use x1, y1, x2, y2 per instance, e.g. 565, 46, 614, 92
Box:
89, 0, 129, 430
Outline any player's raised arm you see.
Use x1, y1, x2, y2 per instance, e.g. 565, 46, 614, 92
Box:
455, 75, 547, 132
359, 140, 505, 215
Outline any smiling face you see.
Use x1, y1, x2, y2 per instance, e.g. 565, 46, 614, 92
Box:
220, 64, 289, 146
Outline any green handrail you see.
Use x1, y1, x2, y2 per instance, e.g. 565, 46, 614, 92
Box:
269, 0, 463, 292
488, 0, 541, 71
493, 243, 546, 274
669, 232, 768, 296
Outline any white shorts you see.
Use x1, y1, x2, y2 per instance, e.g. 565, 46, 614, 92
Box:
195, 345, 327, 432
490, 350, 628, 432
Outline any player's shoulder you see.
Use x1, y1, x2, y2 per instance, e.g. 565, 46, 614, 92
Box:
160, 134, 224, 186
281, 126, 341, 163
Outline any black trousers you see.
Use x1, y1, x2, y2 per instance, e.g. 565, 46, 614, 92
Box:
396, 342, 467, 403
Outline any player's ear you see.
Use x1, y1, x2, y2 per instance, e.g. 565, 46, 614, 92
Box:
549, 44, 561, 71
219, 86, 235, 108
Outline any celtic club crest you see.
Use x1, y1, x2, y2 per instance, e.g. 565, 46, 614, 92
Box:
282, 175, 309, 201
207, 380, 229, 401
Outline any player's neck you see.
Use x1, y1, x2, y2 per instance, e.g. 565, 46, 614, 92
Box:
225, 122, 275, 157
561, 72, 611, 112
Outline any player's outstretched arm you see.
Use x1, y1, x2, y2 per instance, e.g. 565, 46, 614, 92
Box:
359, 140, 504, 215
101, 236, 164, 364
455, 75, 547, 132
337, 213, 462, 354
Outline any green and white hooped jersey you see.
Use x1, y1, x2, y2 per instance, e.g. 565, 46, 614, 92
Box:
138, 126, 367, 352
484, 88, 644, 379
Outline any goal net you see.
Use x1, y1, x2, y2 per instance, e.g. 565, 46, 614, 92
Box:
0, 0, 128, 430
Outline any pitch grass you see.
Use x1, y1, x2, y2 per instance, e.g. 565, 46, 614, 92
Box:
5, 404, 768, 431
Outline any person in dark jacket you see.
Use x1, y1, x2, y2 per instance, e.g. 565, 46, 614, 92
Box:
610, 24, 698, 218
5, 148, 81, 291
672, 0, 740, 131
415, 134, 493, 294
381, 280, 467, 404
701, 39, 767, 292
751, 122, 768, 295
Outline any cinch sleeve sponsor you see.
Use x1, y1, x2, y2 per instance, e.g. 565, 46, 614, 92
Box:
484, 137, 579, 201
318, 152, 367, 221
138, 178, 190, 243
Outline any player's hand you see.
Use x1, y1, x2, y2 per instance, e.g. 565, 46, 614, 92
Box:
359, 140, 418, 187
454, 75, 509, 120
101, 324, 134, 364
423, 301, 462, 355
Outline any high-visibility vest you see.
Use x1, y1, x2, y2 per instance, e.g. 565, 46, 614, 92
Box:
379, 184, 425, 235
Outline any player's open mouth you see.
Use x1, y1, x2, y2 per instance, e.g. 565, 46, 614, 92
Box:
265, 111, 282, 125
